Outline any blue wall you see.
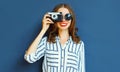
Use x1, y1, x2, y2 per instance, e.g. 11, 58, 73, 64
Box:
0, 0, 120, 72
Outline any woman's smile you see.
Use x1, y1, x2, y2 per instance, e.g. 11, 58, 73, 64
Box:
59, 21, 68, 27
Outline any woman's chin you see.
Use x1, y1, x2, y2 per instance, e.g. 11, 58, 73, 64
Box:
58, 26, 69, 30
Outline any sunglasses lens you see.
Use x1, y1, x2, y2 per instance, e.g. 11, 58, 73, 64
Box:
65, 13, 72, 21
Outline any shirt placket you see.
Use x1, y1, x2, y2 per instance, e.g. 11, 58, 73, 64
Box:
60, 40, 70, 72
61, 48, 64, 72
56, 36, 71, 72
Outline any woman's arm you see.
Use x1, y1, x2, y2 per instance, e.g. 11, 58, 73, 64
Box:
25, 13, 53, 55
24, 13, 54, 63
25, 29, 46, 55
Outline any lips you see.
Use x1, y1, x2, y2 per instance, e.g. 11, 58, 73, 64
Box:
60, 22, 68, 27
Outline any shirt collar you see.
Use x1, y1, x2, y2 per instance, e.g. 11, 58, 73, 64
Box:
56, 36, 72, 42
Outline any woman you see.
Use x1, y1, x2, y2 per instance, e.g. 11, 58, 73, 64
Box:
24, 3, 85, 72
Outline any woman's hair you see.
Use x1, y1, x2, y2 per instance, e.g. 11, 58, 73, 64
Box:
47, 3, 80, 43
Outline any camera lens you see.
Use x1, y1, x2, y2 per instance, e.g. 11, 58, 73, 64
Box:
52, 15, 58, 20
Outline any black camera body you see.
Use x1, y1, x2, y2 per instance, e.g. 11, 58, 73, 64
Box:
48, 12, 62, 22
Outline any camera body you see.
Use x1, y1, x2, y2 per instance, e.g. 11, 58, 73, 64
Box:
48, 12, 62, 22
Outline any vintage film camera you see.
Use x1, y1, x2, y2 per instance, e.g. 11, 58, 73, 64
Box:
48, 12, 62, 22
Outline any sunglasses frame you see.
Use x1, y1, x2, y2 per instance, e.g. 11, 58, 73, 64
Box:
61, 13, 72, 21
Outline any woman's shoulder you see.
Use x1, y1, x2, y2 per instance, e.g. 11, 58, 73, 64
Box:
77, 39, 84, 46
69, 36, 84, 45
80, 40, 84, 44
42, 36, 48, 39
41, 36, 48, 42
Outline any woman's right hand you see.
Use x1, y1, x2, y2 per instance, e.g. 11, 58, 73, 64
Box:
42, 13, 54, 31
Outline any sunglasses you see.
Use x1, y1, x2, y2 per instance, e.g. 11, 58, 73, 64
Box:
48, 12, 72, 22
60, 13, 72, 21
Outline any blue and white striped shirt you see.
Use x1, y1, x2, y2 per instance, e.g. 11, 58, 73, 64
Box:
24, 36, 85, 72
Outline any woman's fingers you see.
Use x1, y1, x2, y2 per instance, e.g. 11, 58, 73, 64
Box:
43, 18, 54, 25
46, 18, 54, 24
42, 13, 55, 30
43, 13, 54, 24
43, 14, 50, 19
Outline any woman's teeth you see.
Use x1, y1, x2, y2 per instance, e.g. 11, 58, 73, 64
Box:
61, 23, 67, 25
60, 23, 67, 27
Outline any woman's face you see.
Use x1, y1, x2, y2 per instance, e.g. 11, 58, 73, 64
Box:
56, 7, 71, 30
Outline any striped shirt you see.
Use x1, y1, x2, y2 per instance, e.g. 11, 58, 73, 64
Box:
24, 36, 85, 72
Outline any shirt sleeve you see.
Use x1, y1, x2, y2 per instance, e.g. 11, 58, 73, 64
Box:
24, 37, 47, 63
78, 41, 86, 72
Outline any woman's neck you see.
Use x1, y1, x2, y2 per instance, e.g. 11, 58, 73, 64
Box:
58, 29, 69, 40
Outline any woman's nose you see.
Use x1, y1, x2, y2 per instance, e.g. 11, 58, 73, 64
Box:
61, 16, 66, 21
62, 18, 65, 21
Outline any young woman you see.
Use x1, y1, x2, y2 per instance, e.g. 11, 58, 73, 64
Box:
24, 3, 85, 72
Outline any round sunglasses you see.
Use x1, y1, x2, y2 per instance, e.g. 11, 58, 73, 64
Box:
57, 13, 72, 22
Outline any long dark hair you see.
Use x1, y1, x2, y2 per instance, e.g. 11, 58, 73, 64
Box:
47, 3, 80, 43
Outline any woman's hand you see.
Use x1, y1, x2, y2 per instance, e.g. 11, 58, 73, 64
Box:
42, 13, 54, 31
